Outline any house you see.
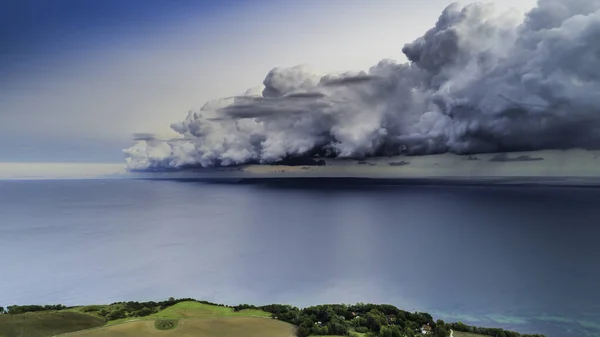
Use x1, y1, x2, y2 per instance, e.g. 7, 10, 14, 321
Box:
421, 323, 433, 334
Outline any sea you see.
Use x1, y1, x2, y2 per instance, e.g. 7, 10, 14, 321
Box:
0, 179, 599, 337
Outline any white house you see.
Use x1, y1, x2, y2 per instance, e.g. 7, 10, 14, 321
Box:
421, 324, 433, 334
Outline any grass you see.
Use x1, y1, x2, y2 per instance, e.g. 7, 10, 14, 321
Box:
150, 301, 272, 319
54, 317, 296, 337
154, 319, 178, 330
66, 300, 273, 327
103, 301, 272, 326
0, 301, 275, 337
0, 311, 105, 337
49, 301, 277, 336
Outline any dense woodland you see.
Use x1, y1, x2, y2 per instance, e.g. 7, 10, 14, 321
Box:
234, 303, 546, 337
1, 299, 545, 337
2, 304, 66, 315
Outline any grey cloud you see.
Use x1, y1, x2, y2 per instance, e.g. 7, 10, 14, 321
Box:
132, 133, 157, 141
284, 92, 328, 99
261, 65, 321, 98
219, 94, 332, 119
124, 0, 600, 171
320, 74, 379, 87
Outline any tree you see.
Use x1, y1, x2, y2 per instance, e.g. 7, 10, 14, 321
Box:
403, 326, 417, 337
314, 325, 329, 335
380, 326, 403, 337
98, 309, 109, 318
434, 322, 449, 337
324, 308, 337, 322
136, 307, 153, 317
296, 325, 311, 337
365, 309, 387, 332
327, 318, 348, 335
0, 306, 4, 314
353, 316, 368, 327
107, 309, 126, 321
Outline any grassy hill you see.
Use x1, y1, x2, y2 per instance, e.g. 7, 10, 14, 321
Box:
57, 317, 296, 337
145, 301, 271, 319
0, 301, 277, 337
60, 301, 290, 337
0, 311, 104, 337
88, 301, 272, 326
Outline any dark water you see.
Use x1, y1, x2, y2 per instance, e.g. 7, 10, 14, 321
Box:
0, 180, 599, 337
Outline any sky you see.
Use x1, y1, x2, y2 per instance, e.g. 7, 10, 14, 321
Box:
1, 0, 538, 164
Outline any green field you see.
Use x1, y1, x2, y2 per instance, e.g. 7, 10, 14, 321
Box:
154, 319, 178, 330
0, 311, 105, 337
57, 317, 296, 337
103, 301, 271, 326
0, 301, 278, 337
64, 300, 273, 326
149, 301, 271, 319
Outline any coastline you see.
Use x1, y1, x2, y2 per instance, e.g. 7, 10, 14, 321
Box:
0, 300, 545, 337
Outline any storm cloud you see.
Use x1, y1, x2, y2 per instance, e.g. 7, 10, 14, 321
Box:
124, 0, 600, 170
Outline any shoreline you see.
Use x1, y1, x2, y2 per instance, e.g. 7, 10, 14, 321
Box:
1, 299, 547, 337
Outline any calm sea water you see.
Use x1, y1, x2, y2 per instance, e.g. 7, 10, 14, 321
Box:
1, 179, 599, 337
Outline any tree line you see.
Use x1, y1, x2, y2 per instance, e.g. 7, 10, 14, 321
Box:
233, 303, 447, 337
2, 304, 66, 315
233, 303, 546, 337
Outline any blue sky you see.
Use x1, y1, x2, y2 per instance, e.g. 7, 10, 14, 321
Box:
0, 0, 536, 163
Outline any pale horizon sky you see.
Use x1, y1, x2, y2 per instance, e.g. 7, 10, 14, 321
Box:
1, 0, 537, 164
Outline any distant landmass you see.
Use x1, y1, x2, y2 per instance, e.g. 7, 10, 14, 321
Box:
128, 149, 600, 187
